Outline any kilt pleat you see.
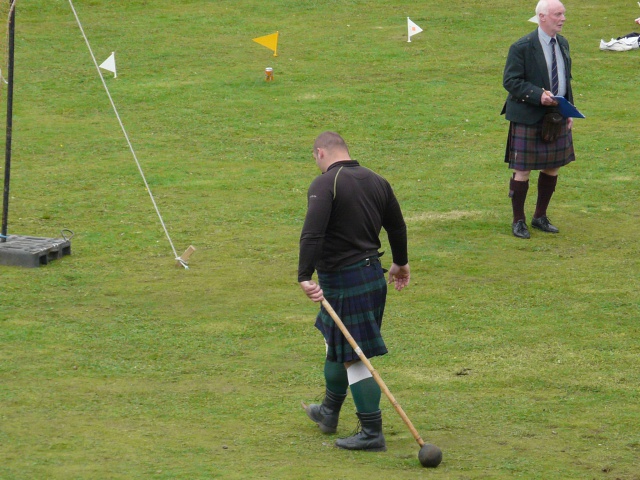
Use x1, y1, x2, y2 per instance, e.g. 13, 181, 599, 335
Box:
316, 261, 388, 363
505, 120, 575, 171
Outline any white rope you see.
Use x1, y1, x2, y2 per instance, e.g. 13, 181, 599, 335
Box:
0, 1, 17, 85
67, 0, 184, 266
176, 257, 189, 269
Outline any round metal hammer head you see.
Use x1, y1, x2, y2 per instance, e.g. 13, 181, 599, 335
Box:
418, 443, 442, 468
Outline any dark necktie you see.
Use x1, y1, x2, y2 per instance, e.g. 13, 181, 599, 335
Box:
550, 37, 559, 95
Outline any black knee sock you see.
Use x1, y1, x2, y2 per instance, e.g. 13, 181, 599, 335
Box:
509, 176, 529, 223
534, 172, 558, 219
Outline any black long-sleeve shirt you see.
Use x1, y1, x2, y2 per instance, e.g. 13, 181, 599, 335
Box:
298, 160, 408, 282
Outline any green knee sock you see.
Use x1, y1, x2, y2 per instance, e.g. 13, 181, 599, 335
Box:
349, 377, 381, 413
324, 359, 348, 395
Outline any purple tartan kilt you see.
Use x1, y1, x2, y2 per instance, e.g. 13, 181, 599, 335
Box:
505, 120, 575, 171
316, 259, 388, 364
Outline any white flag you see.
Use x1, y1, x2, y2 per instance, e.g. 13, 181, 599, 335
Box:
528, 15, 539, 24
99, 52, 117, 78
407, 17, 423, 43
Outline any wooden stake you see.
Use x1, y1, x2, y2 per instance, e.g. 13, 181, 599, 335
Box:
176, 245, 196, 267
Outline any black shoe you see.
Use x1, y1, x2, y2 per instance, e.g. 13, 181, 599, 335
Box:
531, 215, 559, 233
335, 410, 386, 452
302, 389, 347, 434
512, 219, 530, 239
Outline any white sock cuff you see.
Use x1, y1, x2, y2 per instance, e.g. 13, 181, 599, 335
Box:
347, 361, 372, 385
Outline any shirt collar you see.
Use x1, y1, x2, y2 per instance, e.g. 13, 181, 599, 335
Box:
326, 160, 359, 171
538, 27, 555, 46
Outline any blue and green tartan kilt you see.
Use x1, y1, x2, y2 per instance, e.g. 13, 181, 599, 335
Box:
505, 120, 575, 171
316, 259, 388, 364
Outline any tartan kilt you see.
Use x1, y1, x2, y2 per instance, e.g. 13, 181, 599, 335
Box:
505, 120, 575, 171
316, 259, 388, 364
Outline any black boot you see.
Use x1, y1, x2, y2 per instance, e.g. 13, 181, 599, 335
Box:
303, 389, 347, 434
335, 410, 386, 451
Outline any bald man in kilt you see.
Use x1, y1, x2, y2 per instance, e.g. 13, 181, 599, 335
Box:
502, 0, 576, 239
299, 131, 410, 452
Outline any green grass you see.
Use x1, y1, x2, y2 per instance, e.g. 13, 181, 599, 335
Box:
1, 0, 640, 478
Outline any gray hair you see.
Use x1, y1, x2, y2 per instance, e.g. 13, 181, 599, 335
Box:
536, 0, 563, 16
535, 0, 549, 16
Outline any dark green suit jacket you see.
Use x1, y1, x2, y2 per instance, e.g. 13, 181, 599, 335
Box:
501, 29, 573, 125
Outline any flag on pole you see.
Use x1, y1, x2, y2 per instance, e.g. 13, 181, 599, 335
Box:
99, 52, 117, 78
252, 31, 279, 56
528, 15, 539, 24
407, 18, 423, 42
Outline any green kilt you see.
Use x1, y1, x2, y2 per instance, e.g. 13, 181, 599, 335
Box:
505, 120, 575, 170
316, 257, 388, 363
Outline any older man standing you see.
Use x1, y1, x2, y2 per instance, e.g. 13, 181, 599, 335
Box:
502, 0, 576, 239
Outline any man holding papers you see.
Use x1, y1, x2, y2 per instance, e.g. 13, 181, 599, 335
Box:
501, 0, 577, 239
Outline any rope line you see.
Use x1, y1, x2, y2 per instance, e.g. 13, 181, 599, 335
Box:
176, 257, 189, 269
67, 0, 183, 265
0, 0, 16, 85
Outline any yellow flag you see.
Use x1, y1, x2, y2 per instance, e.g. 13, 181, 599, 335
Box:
253, 31, 279, 56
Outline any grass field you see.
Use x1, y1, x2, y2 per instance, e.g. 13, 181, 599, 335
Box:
1, 0, 639, 478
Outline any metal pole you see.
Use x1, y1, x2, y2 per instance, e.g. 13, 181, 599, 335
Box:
2, 0, 16, 242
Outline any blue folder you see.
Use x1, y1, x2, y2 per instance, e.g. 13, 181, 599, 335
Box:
552, 96, 585, 119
